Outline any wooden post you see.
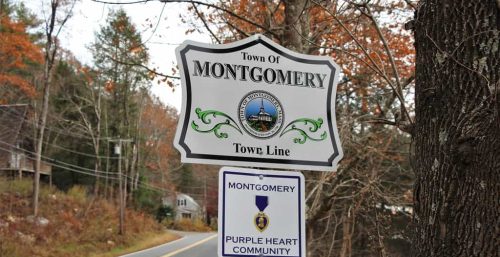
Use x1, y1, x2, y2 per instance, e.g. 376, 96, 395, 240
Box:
118, 143, 124, 235
109, 138, 132, 236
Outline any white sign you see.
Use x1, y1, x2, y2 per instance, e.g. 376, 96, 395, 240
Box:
218, 167, 305, 257
174, 34, 343, 171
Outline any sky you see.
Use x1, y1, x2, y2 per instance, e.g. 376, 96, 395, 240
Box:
246, 98, 277, 117
21, 0, 213, 111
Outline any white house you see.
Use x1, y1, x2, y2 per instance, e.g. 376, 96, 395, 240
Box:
163, 193, 202, 220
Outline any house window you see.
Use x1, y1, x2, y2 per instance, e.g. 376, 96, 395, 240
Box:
182, 213, 191, 219
178, 199, 187, 206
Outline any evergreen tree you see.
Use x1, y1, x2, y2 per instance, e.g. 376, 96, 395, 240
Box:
91, 8, 149, 139
90, 8, 150, 206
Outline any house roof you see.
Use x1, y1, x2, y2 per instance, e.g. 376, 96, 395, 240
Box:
177, 193, 201, 208
0, 104, 29, 157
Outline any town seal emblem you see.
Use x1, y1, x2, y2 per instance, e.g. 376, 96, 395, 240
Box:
238, 91, 284, 139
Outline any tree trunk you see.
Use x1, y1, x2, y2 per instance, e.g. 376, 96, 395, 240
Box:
130, 143, 138, 191
412, 1, 499, 256
283, 0, 307, 52
93, 85, 102, 196
33, 1, 59, 216
340, 210, 353, 257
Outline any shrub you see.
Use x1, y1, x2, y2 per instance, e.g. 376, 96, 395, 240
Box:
156, 205, 175, 223
67, 185, 88, 204
172, 218, 211, 232
0, 180, 167, 257
0, 178, 32, 196
132, 186, 162, 214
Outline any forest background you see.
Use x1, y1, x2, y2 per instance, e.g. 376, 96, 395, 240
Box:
2, 0, 414, 256
3, 0, 495, 257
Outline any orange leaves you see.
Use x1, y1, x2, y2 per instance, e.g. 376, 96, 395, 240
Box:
139, 97, 179, 189
256, 1, 267, 13
219, 0, 281, 38
60, 210, 83, 232
205, 1, 415, 122
273, 3, 285, 24
129, 45, 143, 54
0, 17, 43, 68
104, 80, 115, 92
237, 0, 250, 14
113, 17, 128, 33
0, 16, 43, 101
79, 66, 94, 85
147, 70, 157, 80
0, 74, 36, 97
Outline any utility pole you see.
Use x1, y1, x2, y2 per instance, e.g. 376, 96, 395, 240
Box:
109, 138, 132, 235
203, 174, 207, 224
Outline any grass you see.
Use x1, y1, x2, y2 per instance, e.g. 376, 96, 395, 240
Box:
89, 232, 180, 257
0, 177, 35, 196
171, 218, 212, 232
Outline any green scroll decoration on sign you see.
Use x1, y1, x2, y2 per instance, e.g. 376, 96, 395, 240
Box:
280, 118, 327, 144
191, 108, 242, 138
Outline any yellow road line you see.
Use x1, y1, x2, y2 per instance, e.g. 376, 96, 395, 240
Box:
162, 234, 217, 257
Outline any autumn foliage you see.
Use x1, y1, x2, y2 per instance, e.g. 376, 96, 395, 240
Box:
216, 0, 415, 117
140, 96, 179, 191
0, 16, 43, 102
192, 1, 417, 255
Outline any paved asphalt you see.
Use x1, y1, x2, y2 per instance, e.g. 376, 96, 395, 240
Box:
170, 233, 217, 257
121, 231, 217, 257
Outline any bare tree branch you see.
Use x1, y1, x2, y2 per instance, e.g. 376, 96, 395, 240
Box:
167, 0, 280, 39
90, 0, 280, 40
104, 52, 180, 80
91, 0, 151, 4
310, 0, 395, 88
191, 3, 221, 44
223, 16, 250, 38
353, 3, 413, 124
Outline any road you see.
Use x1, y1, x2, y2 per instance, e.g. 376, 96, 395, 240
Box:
121, 231, 217, 257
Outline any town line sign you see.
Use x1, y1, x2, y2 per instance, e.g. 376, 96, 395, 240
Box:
174, 34, 343, 171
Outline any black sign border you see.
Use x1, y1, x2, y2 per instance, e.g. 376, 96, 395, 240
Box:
178, 37, 340, 168
221, 169, 304, 257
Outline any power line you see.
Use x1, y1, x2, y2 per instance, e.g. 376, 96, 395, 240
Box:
0, 108, 177, 163
0, 122, 121, 160
0, 140, 117, 176
0, 144, 181, 196
0, 111, 206, 196
0, 144, 119, 180
0, 107, 106, 141
0, 104, 177, 143
0, 137, 202, 195
0, 142, 181, 195
0, 139, 191, 195
0, 108, 184, 184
